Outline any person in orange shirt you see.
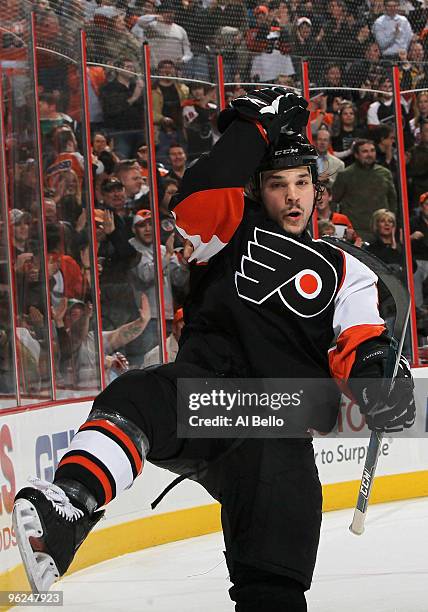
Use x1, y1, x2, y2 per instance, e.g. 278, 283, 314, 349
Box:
316, 183, 362, 245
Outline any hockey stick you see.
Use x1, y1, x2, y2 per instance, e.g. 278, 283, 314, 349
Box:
321, 237, 411, 535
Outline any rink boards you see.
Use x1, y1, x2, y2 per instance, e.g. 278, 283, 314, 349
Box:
0, 369, 427, 595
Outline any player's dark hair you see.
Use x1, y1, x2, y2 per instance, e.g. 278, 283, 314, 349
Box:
246, 132, 324, 208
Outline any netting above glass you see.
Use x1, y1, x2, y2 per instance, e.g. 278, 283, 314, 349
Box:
2, 1, 427, 85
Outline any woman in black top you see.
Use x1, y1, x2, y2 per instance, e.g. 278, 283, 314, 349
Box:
332, 102, 365, 167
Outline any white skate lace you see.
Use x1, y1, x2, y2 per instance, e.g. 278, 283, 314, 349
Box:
28, 477, 84, 522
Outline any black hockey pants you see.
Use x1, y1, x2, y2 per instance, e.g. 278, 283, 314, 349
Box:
90, 363, 322, 609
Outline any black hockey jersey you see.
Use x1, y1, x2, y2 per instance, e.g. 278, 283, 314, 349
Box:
171, 120, 385, 416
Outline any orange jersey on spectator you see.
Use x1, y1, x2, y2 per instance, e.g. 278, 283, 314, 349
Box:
67, 66, 106, 122
331, 212, 353, 228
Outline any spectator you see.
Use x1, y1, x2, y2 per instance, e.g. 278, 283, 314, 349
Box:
174, 0, 212, 80
10, 209, 32, 260
99, 58, 145, 159
250, 41, 294, 83
407, 0, 428, 34
317, 219, 336, 236
322, 63, 345, 112
332, 101, 366, 167
367, 75, 409, 130
159, 177, 180, 245
135, 143, 169, 187
291, 17, 327, 78
366, 208, 411, 355
314, 128, 345, 187
332, 139, 397, 241
99, 176, 126, 212
411, 192, 428, 310
57, 295, 151, 387
46, 127, 84, 185
215, 26, 250, 83
50, 166, 83, 229
249, 3, 294, 82
372, 124, 399, 188
347, 18, 373, 58
167, 144, 188, 186
128, 210, 189, 356
308, 93, 334, 136
316, 183, 360, 243
139, 0, 193, 69
92, 131, 120, 177
143, 307, 184, 366
160, 177, 179, 214
346, 41, 383, 89
39, 92, 73, 137
114, 161, 149, 213
372, 0, 414, 57
366, 209, 402, 265
14, 159, 38, 215
399, 41, 428, 91
409, 90, 428, 143
33, 0, 62, 93
46, 224, 84, 306
44, 194, 75, 256
270, 0, 293, 30
86, 6, 142, 71
209, 0, 248, 34
152, 59, 189, 143
86, 6, 141, 67
318, 0, 353, 58
182, 83, 215, 161
246, 4, 273, 54
407, 121, 428, 208
92, 131, 119, 166
94, 207, 143, 365
297, 0, 323, 34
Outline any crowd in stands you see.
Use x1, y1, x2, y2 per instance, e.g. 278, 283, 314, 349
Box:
1, 0, 428, 400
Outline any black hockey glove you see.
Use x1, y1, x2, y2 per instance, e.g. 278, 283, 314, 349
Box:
350, 348, 415, 433
217, 87, 309, 143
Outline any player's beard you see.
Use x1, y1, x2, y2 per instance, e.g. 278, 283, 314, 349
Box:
280, 205, 309, 235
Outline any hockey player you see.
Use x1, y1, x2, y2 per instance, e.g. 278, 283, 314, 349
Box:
13, 88, 415, 611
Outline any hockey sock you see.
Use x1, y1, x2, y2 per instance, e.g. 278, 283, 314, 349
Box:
54, 409, 149, 508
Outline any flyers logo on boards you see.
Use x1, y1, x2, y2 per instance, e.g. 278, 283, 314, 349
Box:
235, 228, 338, 317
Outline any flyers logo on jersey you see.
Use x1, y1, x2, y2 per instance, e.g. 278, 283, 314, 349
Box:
235, 228, 338, 318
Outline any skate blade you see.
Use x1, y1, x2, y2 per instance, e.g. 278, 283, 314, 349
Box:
12, 499, 60, 593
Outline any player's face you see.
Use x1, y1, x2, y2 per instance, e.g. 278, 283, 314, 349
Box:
261, 167, 315, 236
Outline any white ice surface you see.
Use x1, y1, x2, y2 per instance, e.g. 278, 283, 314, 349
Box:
16, 497, 428, 612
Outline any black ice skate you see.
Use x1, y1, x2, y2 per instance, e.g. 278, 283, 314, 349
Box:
12, 477, 104, 592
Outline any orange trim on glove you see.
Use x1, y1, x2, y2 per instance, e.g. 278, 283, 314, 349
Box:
329, 323, 386, 382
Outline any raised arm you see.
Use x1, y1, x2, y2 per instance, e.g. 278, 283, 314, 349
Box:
170, 88, 310, 263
